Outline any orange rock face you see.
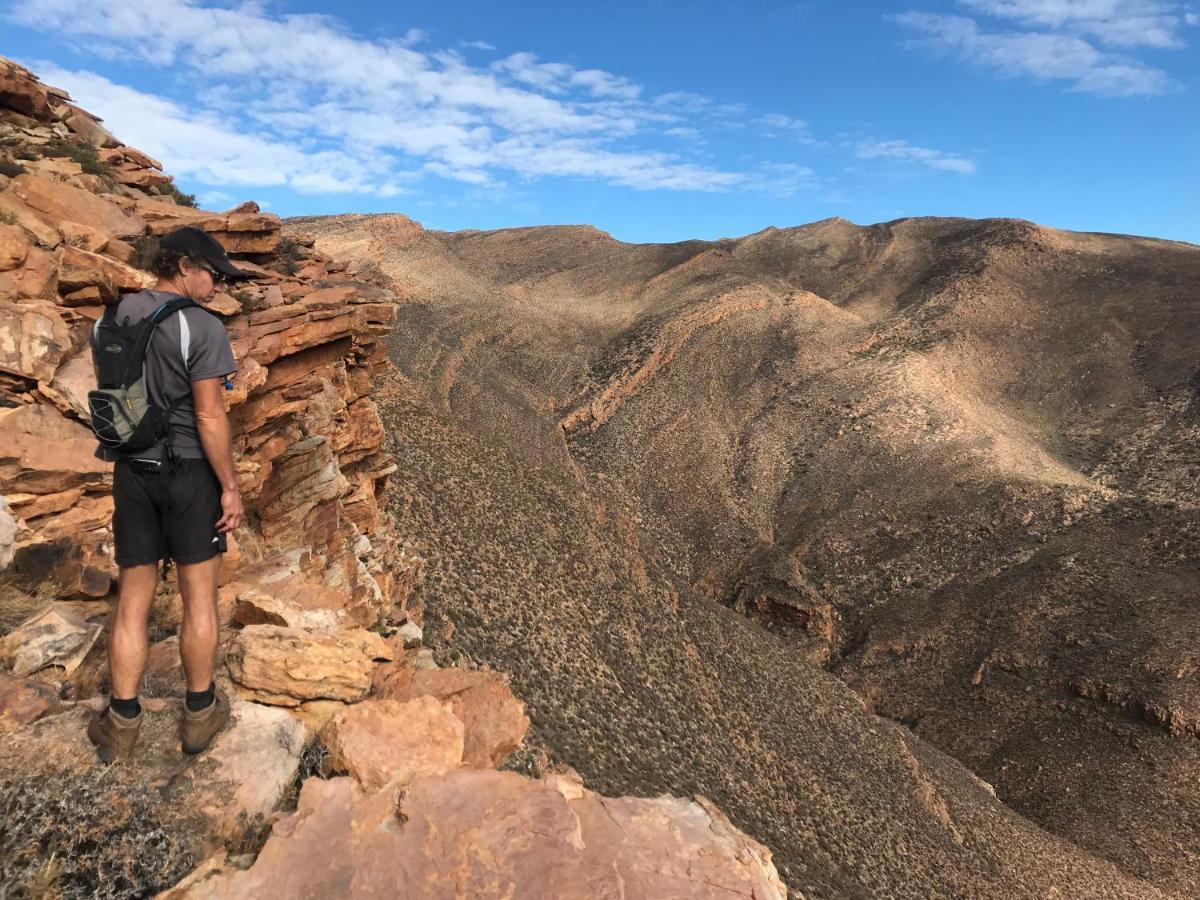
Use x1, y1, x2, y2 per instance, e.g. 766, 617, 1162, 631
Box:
57, 244, 151, 301
0, 300, 71, 381
378, 667, 531, 768
7, 173, 145, 240
169, 770, 788, 900
0, 60, 405, 638
225, 624, 393, 706
318, 696, 465, 792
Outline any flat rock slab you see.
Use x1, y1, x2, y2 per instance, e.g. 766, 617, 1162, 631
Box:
169, 769, 789, 899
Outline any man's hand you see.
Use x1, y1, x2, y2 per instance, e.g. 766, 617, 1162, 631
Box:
216, 488, 244, 533
193, 376, 242, 534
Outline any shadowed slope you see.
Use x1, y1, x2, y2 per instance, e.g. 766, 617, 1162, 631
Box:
292, 212, 1200, 896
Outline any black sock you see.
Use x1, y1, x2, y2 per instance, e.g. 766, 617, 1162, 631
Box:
110, 696, 140, 718
186, 683, 215, 712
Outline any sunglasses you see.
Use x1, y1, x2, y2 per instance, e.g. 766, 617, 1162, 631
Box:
197, 261, 229, 288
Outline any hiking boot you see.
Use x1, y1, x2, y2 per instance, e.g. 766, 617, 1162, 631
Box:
181, 688, 230, 755
87, 705, 142, 763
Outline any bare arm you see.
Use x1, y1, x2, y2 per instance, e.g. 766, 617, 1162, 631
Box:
193, 376, 243, 533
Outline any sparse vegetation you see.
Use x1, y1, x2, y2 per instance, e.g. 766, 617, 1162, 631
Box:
0, 578, 56, 638
231, 288, 261, 315
0, 210, 17, 227
0, 158, 26, 178
156, 182, 197, 208
274, 236, 304, 276
42, 139, 112, 180
0, 769, 202, 898
278, 738, 329, 812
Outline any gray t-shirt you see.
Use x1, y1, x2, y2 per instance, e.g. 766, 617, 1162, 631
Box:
92, 289, 237, 460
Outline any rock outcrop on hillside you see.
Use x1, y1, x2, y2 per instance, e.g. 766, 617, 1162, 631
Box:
294, 210, 1198, 897
0, 57, 786, 898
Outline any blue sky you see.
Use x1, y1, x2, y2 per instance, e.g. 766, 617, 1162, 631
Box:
5, 0, 1198, 244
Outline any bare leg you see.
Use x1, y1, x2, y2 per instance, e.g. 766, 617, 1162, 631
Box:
108, 563, 159, 698
177, 555, 222, 693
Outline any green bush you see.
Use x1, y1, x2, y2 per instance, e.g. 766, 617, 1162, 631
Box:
42, 139, 112, 179
0, 159, 26, 178
156, 182, 197, 208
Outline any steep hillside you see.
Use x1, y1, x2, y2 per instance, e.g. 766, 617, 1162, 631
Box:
0, 58, 788, 900
294, 210, 1200, 897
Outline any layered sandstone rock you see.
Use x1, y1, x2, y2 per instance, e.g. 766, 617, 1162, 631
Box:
0, 56, 408, 627
225, 624, 392, 706
168, 769, 789, 900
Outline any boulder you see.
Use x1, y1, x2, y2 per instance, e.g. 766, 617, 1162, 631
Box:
43, 346, 93, 418
0, 223, 29, 270
99, 146, 162, 171
379, 667, 530, 769
225, 624, 392, 706
0, 66, 50, 119
317, 696, 464, 792
58, 220, 109, 253
0, 246, 57, 299
0, 192, 61, 248
167, 769, 788, 900
0, 300, 71, 381
57, 243, 150, 301
178, 700, 308, 829
0, 606, 102, 676
9, 528, 115, 599
231, 588, 341, 631
63, 110, 116, 148
0, 672, 55, 735
30, 156, 83, 179
0, 404, 109, 494
7, 173, 145, 240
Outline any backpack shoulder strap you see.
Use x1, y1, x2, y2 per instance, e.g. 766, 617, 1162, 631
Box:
117, 297, 200, 388
148, 296, 200, 323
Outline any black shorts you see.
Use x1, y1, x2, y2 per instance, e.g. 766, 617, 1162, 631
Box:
112, 457, 227, 568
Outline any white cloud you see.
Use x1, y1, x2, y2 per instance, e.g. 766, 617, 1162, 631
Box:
11, 0, 757, 194
960, 0, 1198, 48
462, 40, 497, 51
856, 139, 977, 174
32, 64, 409, 194
197, 189, 232, 207
894, 10, 1180, 95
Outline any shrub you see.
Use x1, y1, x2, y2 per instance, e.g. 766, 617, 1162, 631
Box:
156, 182, 197, 208
274, 236, 304, 276
0, 159, 26, 178
42, 139, 112, 179
0, 769, 203, 897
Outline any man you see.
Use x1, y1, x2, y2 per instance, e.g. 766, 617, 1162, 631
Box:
87, 225, 247, 763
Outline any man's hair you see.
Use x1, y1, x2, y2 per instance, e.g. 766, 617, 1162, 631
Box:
135, 235, 208, 279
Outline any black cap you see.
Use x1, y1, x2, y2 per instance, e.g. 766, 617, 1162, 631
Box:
160, 226, 250, 280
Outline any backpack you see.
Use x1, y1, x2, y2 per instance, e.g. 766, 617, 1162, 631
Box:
88, 296, 198, 456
